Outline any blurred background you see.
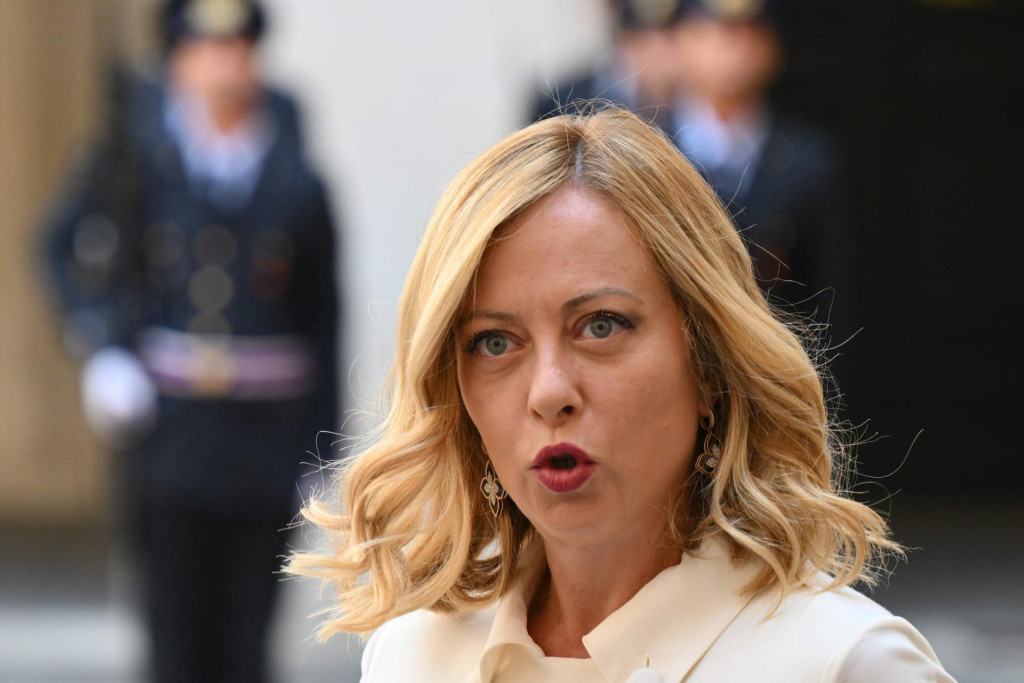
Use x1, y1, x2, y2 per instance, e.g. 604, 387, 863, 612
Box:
0, 0, 1021, 682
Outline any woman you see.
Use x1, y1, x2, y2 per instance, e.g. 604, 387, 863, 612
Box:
291, 110, 953, 682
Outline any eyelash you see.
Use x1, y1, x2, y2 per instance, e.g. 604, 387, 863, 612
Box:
463, 330, 503, 354
583, 309, 634, 333
462, 310, 635, 354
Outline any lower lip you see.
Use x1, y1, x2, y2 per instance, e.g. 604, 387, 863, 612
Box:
533, 463, 596, 493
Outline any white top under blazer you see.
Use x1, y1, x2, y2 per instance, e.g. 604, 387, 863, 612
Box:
360, 539, 955, 682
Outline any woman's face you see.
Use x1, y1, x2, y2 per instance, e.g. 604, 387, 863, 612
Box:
456, 187, 704, 550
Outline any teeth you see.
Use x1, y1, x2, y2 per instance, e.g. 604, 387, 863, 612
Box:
551, 455, 577, 470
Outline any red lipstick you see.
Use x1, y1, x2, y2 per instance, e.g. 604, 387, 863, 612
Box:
531, 442, 595, 493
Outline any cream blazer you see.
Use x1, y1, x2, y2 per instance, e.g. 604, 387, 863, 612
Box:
361, 540, 954, 682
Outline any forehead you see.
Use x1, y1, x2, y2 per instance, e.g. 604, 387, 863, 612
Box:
466, 187, 665, 309
176, 35, 256, 55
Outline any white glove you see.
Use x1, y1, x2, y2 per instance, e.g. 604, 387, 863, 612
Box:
80, 347, 158, 449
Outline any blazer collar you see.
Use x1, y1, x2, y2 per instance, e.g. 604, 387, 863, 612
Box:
477, 544, 548, 682
477, 537, 760, 683
583, 538, 760, 682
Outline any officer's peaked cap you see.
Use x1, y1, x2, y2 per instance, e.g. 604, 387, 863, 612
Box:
161, 0, 266, 51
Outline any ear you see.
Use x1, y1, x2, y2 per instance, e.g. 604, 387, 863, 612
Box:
679, 303, 720, 417
696, 371, 721, 418
697, 387, 714, 418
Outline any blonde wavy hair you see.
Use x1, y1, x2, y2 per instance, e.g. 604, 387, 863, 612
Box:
289, 109, 900, 639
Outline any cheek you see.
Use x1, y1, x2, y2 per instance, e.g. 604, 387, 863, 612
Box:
599, 347, 701, 453
457, 365, 520, 452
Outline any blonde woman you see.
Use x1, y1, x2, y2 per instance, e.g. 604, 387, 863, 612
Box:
291, 110, 953, 682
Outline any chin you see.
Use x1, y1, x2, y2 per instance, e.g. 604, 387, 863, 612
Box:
530, 500, 617, 544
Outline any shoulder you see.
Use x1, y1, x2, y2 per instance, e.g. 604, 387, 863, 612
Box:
730, 576, 898, 662
824, 619, 956, 682
109, 74, 166, 147
766, 572, 896, 632
761, 113, 845, 181
694, 573, 953, 682
768, 113, 836, 154
263, 88, 303, 139
361, 607, 495, 682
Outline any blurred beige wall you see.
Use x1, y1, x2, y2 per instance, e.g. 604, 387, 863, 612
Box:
0, 0, 146, 528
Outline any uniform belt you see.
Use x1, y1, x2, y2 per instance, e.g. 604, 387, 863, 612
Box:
138, 326, 316, 400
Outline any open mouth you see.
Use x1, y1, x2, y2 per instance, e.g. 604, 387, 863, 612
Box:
531, 442, 595, 493
550, 454, 578, 470
533, 442, 592, 470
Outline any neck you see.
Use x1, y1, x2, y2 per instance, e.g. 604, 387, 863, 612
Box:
705, 94, 762, 123
527, 532, 682, 658
208, 103, 250, 133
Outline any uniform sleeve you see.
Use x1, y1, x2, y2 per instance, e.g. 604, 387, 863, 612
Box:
39, 74, 148, 360
295, 178, 340, 437
38, 138, 142, 359
826, 618, 957, 682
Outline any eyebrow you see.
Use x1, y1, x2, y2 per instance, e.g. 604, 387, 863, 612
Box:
460, 287, 643, 327
561, 287, 643, 313
461, 310, 518, 325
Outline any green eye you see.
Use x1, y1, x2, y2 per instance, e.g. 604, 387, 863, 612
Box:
580, 310, 633, 340
586, 317, 615, 339
480, 334, 510, 356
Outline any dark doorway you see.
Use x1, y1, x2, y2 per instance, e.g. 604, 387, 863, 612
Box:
772, 0, 1024, 493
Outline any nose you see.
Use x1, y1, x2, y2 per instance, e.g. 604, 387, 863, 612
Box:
527, 345, 582, 425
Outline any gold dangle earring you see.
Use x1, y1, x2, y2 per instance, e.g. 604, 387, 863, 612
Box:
481, 462, 507, 517
480, 444, 507, 517
695, 412, 721, 475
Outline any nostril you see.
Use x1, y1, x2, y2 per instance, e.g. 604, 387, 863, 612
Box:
561, 405, 574, 416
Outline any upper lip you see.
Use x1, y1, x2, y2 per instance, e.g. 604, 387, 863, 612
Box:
531, 442, 594, 468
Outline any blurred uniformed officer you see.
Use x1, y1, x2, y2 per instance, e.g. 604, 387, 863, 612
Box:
669, 0, 857, 337
533, 0, 858, 394
41, 1, 339, 681
530, 0, 688, 129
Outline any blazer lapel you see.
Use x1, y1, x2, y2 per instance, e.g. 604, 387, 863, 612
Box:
582, 538, 761, 683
